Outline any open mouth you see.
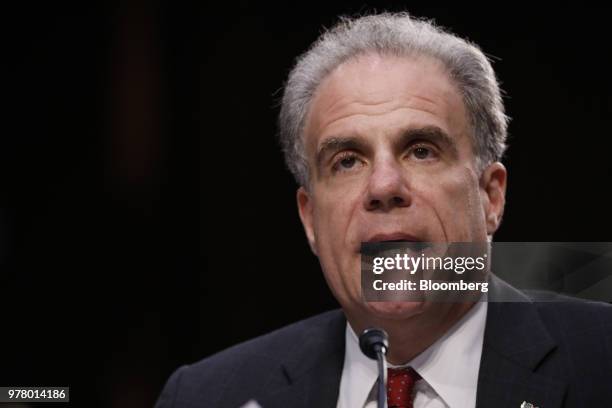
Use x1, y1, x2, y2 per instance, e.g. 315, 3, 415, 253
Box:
361, 234, 430, 255
365, 233, 420, 243
378, 241, 431, 251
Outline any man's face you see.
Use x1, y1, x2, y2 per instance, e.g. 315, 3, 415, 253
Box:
297, 53, 506, 319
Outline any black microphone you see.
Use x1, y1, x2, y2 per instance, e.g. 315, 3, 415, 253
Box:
359, 328, 389, 408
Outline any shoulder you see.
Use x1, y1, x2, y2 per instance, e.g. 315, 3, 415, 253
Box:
491, 275, 612, 336
187, 308, 344, 375
532, 297, 612, 402
507, 282, 612, 350
487, 275, 612, 372
530, 294, 612, 341
154, 309, 345, 408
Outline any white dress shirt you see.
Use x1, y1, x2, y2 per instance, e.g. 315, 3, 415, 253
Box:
336, 301, 488, 408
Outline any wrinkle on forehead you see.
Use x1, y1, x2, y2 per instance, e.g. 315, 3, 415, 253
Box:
303, 52, 470, 154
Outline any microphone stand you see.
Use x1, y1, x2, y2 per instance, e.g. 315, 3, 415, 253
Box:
359, 328, 389, 408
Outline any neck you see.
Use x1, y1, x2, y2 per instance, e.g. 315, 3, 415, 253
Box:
346, 302, 475, 364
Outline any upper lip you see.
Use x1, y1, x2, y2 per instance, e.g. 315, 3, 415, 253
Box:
365, 232, 421, 243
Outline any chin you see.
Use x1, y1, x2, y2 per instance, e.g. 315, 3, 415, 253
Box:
365, 301, 426, 320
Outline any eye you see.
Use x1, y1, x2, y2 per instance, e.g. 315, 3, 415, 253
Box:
409, 144, 437, 161
332, 152, 363, 173
340, 156, 357, 168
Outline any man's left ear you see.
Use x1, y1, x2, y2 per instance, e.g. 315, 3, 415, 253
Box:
480, 162, 507, 235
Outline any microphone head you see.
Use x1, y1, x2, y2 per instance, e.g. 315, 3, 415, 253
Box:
359, 328, 389, 360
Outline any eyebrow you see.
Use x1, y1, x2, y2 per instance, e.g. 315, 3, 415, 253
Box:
315, 136, 368, 168
400, 126, 459, 157
315, 125, 458, 168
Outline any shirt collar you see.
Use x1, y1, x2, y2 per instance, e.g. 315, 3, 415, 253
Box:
341, 301, 488, 408
339, 320, 380, 408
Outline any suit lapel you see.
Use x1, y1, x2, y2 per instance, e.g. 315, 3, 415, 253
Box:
259, 310, 346, 408
257, 278, 569, 408
476, 276, 567, 408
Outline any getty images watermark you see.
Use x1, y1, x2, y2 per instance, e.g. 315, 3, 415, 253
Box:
361, 242, 612, 303
361, 242, 489, 302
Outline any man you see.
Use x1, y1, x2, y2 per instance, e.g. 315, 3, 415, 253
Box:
156, 12, 612, 408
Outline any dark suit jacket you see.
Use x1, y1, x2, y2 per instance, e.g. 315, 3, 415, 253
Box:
155, 277, 612, 407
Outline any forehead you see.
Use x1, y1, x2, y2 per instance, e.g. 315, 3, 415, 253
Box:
303, 53, 470, 152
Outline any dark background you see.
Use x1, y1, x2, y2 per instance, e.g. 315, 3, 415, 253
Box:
2, 2, 611, 407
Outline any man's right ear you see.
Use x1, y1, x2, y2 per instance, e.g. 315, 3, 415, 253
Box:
297, 186, 318, 256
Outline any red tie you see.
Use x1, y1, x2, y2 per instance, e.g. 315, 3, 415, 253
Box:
387, 367, 421, 408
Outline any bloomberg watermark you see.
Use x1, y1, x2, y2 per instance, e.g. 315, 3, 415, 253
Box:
361, 242, 612, 303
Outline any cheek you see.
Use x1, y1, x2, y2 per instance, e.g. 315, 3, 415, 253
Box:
312, 182, 362, 245
422, 168, 486, 240
309, 186, 365, 303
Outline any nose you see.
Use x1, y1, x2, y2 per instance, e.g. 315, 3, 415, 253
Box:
364, 157, 411, 212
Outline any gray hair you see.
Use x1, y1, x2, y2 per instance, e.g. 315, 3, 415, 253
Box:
278, 12, 509, 187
